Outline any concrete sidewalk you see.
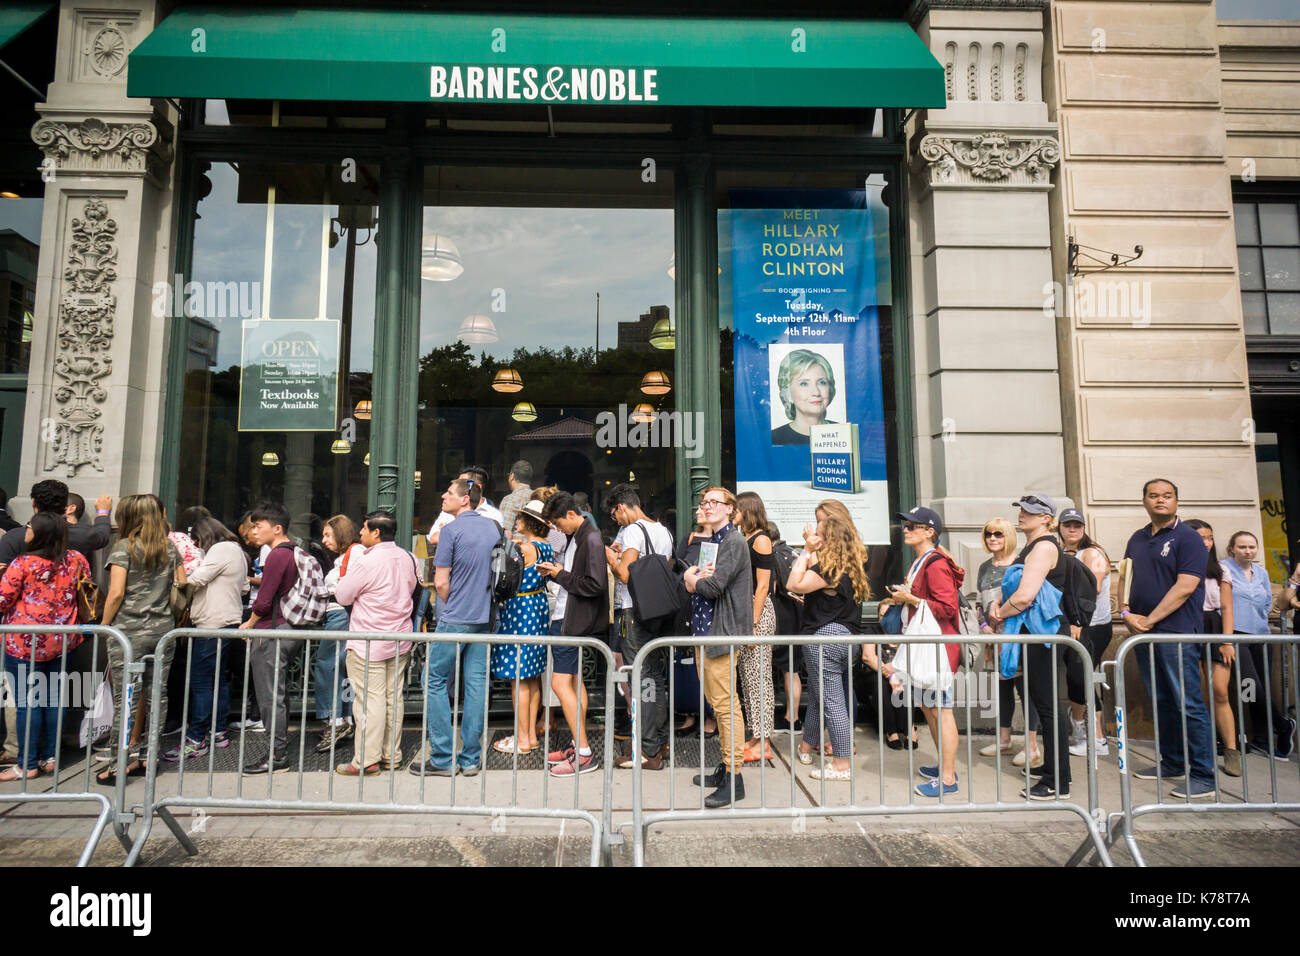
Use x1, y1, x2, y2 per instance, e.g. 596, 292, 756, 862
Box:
1, 726, 1296, 866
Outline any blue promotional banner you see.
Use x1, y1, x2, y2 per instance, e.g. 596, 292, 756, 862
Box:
730, 188, 889, 543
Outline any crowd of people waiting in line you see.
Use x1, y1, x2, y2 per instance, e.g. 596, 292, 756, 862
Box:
0, 470, 1295, 811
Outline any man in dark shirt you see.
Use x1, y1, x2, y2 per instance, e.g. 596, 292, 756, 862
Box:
1121, 478, 1214, 798
0, 481, 112, 572
238, 501, 300, 774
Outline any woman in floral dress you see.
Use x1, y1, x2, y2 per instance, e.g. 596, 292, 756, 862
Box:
491, 501, 553, 755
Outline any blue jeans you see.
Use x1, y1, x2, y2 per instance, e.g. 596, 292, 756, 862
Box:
424, 621, 491, 769
1136, 640, 1214, 784
187, 636, 232, 743
4, 655, 64, 770
314, 608, 352, 720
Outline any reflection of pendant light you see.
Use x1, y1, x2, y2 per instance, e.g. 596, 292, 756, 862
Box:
363, 452, 371, 465
261, 452, 280, 466
353, 400, 372, 421
420, 234, 463, 281
458, 314, 498, 344
631, 403, 656, 423
414, 470, 422, 489
492, 368, 523, 392
639, 369, 671, 395
331, 439, 351, 454
511, 401, 538, 422
649, 317, 675, 350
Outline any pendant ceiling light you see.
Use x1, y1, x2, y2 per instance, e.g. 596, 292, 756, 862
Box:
492, 368, 524, 392
458, 314, 499, 345
631, 403, 656, 423
261, 452, 279, 466
511, 401, 539, 423
353, 400, 372, 421
331, 439, 351, 454
363, 452, 371, 465
414, 470, 422, 489
649, 317, 675, 350
639, 369, 671, 395
420, 233, 463, 282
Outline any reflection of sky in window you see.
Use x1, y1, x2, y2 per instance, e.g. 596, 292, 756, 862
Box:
192, 163, 378, 370
419, 206, 673, 358
0, 199, 43, 245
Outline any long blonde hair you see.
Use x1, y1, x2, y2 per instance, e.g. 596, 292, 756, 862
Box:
816, 513, 871, 603
116, 494, 171, 569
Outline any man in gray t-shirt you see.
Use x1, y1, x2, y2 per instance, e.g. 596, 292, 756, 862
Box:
414, 478, 500, 775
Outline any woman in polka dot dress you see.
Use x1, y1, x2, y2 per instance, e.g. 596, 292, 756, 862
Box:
491, 501, 553, 755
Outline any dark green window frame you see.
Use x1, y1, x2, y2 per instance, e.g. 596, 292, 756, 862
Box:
160, 103, 917, 543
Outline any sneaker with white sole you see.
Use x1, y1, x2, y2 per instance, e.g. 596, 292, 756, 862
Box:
1068, 736, 1110, 757
549, 751, 599, 776
229, 718, 265, 733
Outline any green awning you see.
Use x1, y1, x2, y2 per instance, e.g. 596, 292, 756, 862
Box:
127, 7, 945, 108
0, 2, 51, 52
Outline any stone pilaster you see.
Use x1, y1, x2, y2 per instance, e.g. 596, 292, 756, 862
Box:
17, 0, 178, 513
907, 0, 1069, 570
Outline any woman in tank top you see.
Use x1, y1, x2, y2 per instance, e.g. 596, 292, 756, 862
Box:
1058, 510, 1113, 758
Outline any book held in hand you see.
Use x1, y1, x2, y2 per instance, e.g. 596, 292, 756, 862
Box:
697, 541, 719, 571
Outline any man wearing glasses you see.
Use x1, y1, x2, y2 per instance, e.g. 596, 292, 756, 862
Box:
425, 467, 503, 549
682, 487, 753, 807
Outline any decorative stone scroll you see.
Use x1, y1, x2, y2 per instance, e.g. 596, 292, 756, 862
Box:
32, 117, 165, 176
47, 198, 116, 477
915, 130, 1061, 188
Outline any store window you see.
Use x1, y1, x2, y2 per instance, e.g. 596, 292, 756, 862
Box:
176, 160, 379, 535
417, 165, 676, 541
1235, 199, 1300, 335
717, 169, 902, 589
0, 198, 39, 375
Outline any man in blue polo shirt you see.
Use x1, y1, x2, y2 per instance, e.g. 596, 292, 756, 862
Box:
1121, 478, 1214, 799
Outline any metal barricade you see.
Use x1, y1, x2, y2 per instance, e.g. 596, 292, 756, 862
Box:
1071, 633, 1299, 867
124, 628, 619, 867
630, 633, 1114, 867
0, 625, 134, 866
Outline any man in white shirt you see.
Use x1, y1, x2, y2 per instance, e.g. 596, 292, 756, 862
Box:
426, 469, 503, 548
604, 483, 674, 770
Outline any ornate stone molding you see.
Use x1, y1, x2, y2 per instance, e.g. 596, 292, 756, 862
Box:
915, 130, 1061, 189
32, 116, 171, 176
47, 198, 116, 477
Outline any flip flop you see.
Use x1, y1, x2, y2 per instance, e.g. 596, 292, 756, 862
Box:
0, 765, 38, 782
493, 736, 534, 755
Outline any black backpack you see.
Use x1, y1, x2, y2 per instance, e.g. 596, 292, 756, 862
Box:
625, 521, 690, 630
1060, 551, 1099, 628
767, 536, 803, 635
489, 525, 525, 607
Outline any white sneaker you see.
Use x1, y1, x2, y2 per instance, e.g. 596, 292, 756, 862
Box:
229, 718, 265, 733
1070, 736, 1111, 757
1094, 737, 1109, 756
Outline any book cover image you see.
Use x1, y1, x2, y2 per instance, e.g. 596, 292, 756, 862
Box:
697, 541, 719, 571
810, 423, 860, 493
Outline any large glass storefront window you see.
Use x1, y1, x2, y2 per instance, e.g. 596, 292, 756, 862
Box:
177, 161, 379, 534
717, 170, 903, 591
0, 196, 41, 493
417, 165, 676, 541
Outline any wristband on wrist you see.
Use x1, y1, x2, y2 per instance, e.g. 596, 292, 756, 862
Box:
1120, 610, 1129, 616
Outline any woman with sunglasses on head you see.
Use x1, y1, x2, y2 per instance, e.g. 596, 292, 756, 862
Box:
974, 517, 1041, 766
1058, 509, 1113, 758
1222, 530, 1296, 759
874, 506, 965, 797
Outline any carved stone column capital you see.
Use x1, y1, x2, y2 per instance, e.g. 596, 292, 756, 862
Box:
914, 128, 1061, 189
31, 113, 173, 184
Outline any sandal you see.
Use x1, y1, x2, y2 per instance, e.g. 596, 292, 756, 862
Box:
493, 736, 534, 755
0, 765, 38, 782
95, 762, 146, 786
742, 743, 775, 765
38, 759, 57, 775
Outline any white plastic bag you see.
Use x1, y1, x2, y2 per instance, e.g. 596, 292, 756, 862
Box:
79, 675, 113, 748
893, 601, 954, 693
